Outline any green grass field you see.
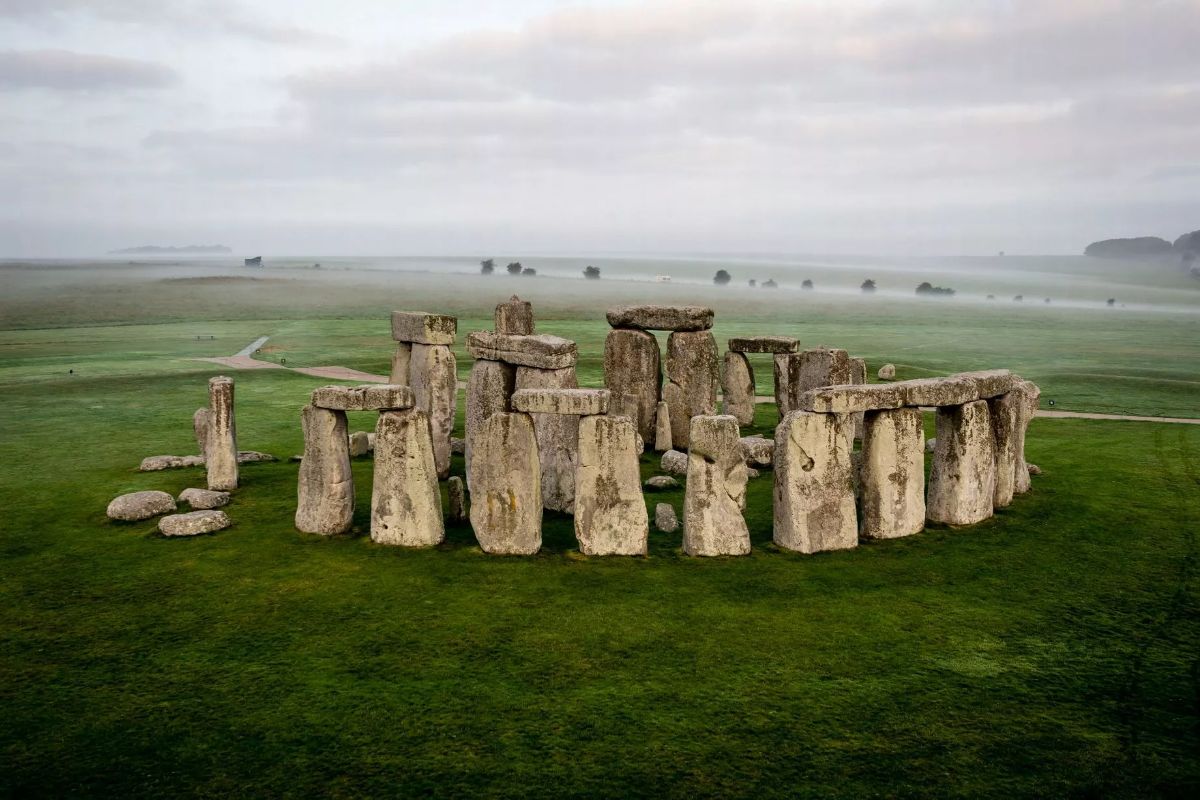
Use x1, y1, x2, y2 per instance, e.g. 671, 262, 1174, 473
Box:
2, 259, 1198, 797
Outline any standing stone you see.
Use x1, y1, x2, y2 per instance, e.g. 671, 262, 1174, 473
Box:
773, 354, 793, 416
371, 408, 444, 547
468, 412, 542, 554
664, 331, 719, 449
410, 343, 457, 479
773, 410, 857, 553
603, 328, 661, 442
721, 351, 756, 426
655, 503, 679, 533
682, 416, 750, 556
849, 357, 867, 440
349, 431, 371, 457
465, 359, 516, 481
206, 376, 238, 491
516, 365, 579, 513
575, 415, 649, 556
389, 343, 412, 385
787, 348, 852, 403
860, 407, 925, 539
989, 392, 1022, 508
192, 407, 210, 458
295, 404, 353, 535
447, 476, 467, 523
927, 400, 996, 525
1013, 380, 1041, 494
654, 401, 672, 452
495, 295, 534, 334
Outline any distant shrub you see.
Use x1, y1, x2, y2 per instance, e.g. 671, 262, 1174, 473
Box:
521, 267, 537, 277
861, 279, 877, 293
801, 279, 813, 290
583, 265, 601, 280
763, 279, 778, 289
916, 281, 955, 297
748, 279, 756, 287
481, 258, 495, 275
506, 261, 523, 275
713, 269, 732, 286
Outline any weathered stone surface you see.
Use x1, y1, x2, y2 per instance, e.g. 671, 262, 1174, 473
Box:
606, 304, 713, 332
850, 358, 867, 440
511, 388, 609, 416
721, 351, 756, 426
654, 400, 672, 452
660, 449, 688, 476
603, 328, 661, 441
178, 488, 230, 510
610, 392, 642, 435
878, 363, 896, 380
788, 348, 853, 399
958, 369, 1021, 399
349, 431, 371, 457
159, 510, 230, 537
746, 466, 761, 480
860, 408, 925, 539
467, 331, 577, 369
1027, 463, 1042, 476
516, 365, 579, 513
655, 503, 679, 533
1013, 380, 1041, 494
311, 384, 415, 411
663, 330, 719, 448
773, 411, 857, 553
988, 391, 1022, 508
390, 311, 457, 345
644, 475, 680, 490
927, 400, 996, 525
794, 384, 905, 414
739, 436, 774, 467
236, 450, 277, 464
468, 412, 541, 554
495, 295, 534, 335
683, 416, 750, 556
447, 476, 467, 523
899, 376, 979, 408
451, 436, 465, 454
410, 344, 457, 480
465, 359, 515, 481
774, 354, 793, 415
389, 343, 411, 384
575, 415, 649, 556
193, 407, 210, 458
926, 437, 937, 453
140, 455, 205, 471
206, 376, 238, 491
371, 409, 445, 547
107, 490, 175, 522
295, 404, 353, 536
728, 336, 798, 354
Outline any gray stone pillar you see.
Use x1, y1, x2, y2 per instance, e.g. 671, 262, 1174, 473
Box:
721, 351, 755, 426
773, 410, 857, 553
495, 295, 534, 334
465, 358, 515, 483
773, 354, 793, 416
206, 376, 238, 491
860, 407, 925, 539
1013, 380, 1040, 495
193, 407, 210, 458
575, 414, 648, 555
603, 328, 661, 442
389, 343, 411, 385
468, 412, 542, 554
515, 365, 579, 513
927, 400, 996, 525
653, 400, 672, 452
410, 343, 457, 480
371, 409, 445, 547
988, 391, 1022, 508
295, 404, 353, 535
682, 415, 750, 556
447, 476, 467, 523
664, 331, 719, 449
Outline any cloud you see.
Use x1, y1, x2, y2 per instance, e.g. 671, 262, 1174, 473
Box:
0, 48, 177, 91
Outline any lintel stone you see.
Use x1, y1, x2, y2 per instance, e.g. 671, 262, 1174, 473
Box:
466, 331, 578, 369
728, 335, 799, 354
511, 388, 610, 416
390, 311, 457, 344
794, 383, 905, 414
606, 304, 714, 331
956, 369, 1021, 399
311, 384, 414, 411
898, 376, 979, 407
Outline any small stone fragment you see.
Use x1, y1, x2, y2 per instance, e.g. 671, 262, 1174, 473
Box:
1027, 463, 1042, 476
451, 437, 466, 454
655, 503, 679, 533
739, 436, 774, 467
660, 449, 688, 476
107, 490, 176, 522
878, 364, 896, 380
644, 475, 680, 490
926, 437, 937, 453
159, 510, 231, 537
178, 488, 231, 510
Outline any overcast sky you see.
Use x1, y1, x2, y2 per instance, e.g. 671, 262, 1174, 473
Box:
1, 0, 1197, 257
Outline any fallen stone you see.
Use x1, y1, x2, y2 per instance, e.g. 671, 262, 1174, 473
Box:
606, 304, 714, 331
644, 475, 680, 490
654, 400, 672, 452
451, 437, 465, 454
516, 365, 580, 513
178, 488, 230, 510
390, 343, 411, 384
206, 376, 238, 492
1027, 463, 1042, 476
193, 407, 210, 458
721, 351, 756, 426
746, 466, 761, 479
739, 436, 774, 467
602, 328, 661, 441
107, 490, 176, 522
655, 503, 679, 533
371, 408, 445, 547
447, 476, 467, 523
663, 330, 719, 448
495, 295, 534, 335
465, 359, 515, 480
878, 363, 896, 380
390, 310, 457, 345
311, 384, 415, 411
410, 344, 457, 480
859, 407, 925, 539
899, 376, 979, 407
957, 369, 1021, 399
467, 331, 577, 369
140, 455, 205, 471
683, 415, 750, 556
349, 431, 371, 457
794, 383, 905, 414
159, 510, 231, 537
773, 410, 857, 553
468, 412, 542, 554
295, 404, 354, 536
575, 415, 649, 556
660, 449, 688, 476
927, 400, 996, 525
727, 336, 799, 354
236, 451, 277, 463
511, 388, 609, 416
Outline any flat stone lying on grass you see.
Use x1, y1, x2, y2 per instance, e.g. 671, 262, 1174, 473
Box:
794, 383, 905, 414
311, 384, 414, 411
390, 311, 457, 345
467, 331, 578, 369
236, 451, 277, 463
898, 376, 979, 407
683, 415, 750, 556
655, 503, 679, 533
140, 455, 206, 471
511, 388, 610, 415
660, 449, 688, 476
878, 363, 896, 380
739, 436, 774, 467
178, 488, 230, 510
159, 510, 230, 537
107, 490, 176, 521
645, 475, 680, 490
727, 336, 798, 354
605, 304, 714, 331
494, 295, 534, 335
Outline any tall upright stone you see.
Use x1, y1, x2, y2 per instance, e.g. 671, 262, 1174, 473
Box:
927, 400, 996, 525
773, 355, 793, 416
1013, 380, 1041, 495
654, 400, 672, 452
468, 412, 542, 554
988, 391, 1023, 508
447, 476, 467, 523
682, 415, 750, 556
721, 351, 756, 426
860, 407, 925, 539
664, 331, 719, 448
603, 328, 661, 442
516, 365, 579, 513
849, 356, 867, 441
192, 407, 210, 458
389, 343, 412, 385
410, 343, 457, 480
295, 404, 353, 535
495, 295, 534, 335
371, 409, 445, 547
206, 376, 238, 491
465, 359, 516, 481
773, 410, 857, 553
575, 415, 649, 556
786, 348, 852, 407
